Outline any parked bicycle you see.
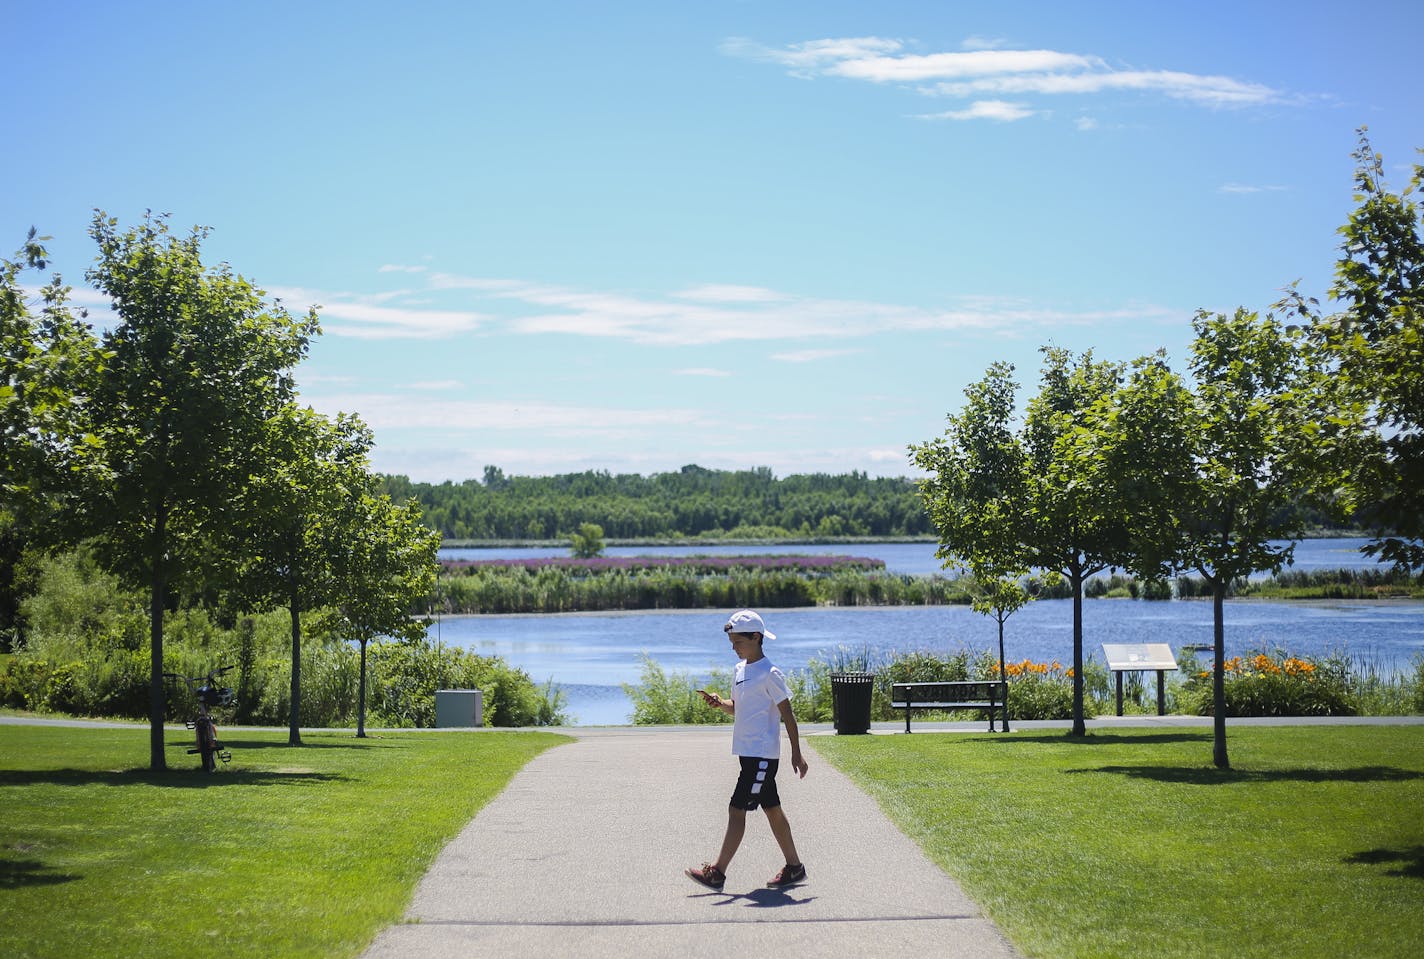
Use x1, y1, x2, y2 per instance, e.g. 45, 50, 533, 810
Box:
165, 665, 235, 772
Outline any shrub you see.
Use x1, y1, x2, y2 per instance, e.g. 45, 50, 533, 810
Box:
623, 654, 731, 725
1179, 650, 1357, 717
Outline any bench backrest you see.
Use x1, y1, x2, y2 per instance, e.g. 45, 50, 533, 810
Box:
891, 680, 1006, 703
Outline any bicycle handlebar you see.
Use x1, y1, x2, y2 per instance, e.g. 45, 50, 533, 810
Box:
163, 665, 235, 682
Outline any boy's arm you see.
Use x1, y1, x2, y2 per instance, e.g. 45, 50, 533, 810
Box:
697, 688, 734, 715
777, 699, 808, 778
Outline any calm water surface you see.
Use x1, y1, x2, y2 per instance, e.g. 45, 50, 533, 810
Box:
432, 538, 1422, 725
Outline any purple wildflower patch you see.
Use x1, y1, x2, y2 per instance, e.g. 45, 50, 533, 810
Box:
441, 554, 886, 574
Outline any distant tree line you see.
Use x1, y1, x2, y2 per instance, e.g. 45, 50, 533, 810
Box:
380, 465, 935, 541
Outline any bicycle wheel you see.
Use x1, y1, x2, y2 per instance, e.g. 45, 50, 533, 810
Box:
196, 717, 218, 773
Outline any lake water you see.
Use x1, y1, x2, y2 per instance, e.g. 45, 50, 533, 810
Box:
433, 538, 1423, 725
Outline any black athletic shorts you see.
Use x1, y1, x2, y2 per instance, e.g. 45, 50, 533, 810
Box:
729, 756, 781, 810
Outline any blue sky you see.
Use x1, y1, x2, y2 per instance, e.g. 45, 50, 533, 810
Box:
6, 1, 1422, 482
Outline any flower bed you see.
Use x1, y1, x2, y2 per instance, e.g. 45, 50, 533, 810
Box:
1180, 650, 1356, 717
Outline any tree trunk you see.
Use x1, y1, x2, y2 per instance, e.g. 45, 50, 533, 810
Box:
356, 639, 368, 739
1070, 565, 1086, 736
997, 614, 1010, 733
148, 507, 168, 772
1212, 577, 1230, 769
288, 584, 303, 746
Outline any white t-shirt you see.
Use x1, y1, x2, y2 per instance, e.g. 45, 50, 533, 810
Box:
731, 657, 791, 759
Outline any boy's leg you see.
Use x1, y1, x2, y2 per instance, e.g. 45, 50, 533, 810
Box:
763, 803, 801, 867
715, 806, 747, 872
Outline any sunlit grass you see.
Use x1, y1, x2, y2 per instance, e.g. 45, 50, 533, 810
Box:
0, 725, 567, 959
813, 725, 1424, 959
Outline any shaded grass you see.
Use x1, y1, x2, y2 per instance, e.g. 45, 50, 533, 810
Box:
0, 724, 568, 959
812, 726, 1424, 959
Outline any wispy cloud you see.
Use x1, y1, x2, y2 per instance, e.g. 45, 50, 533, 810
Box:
771, 348, 863, 363
379, 264, 428, 273
673, 284, 791, 303
725, 36, 1284, 111
307, 393, 709, 436
267, 285, 486, 339
407, 272, 1176, 347
916, 100, 1035, 122
675, 367, 732, 377
1218, 182, 1290, 194
402, 379, 464, 391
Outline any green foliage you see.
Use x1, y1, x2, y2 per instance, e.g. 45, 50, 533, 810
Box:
1178, 650, 1358, 717
1308, 129, 1424, 571
436, 562, 972, 613
3, 549, 563, 727
622, 654, 732, 725
83, 211, 319, 768
1, 229, 103, 651
569, 521, 606, 558
912, 348, 1185, 735
382, 464, 933, 541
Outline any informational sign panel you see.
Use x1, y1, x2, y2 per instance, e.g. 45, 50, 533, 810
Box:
1102, 643, 1179, 672
1102, 644, 1178, 716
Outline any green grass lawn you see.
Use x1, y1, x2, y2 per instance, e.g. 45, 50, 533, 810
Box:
0, 724, 568, 959
812, 725, 1424, 959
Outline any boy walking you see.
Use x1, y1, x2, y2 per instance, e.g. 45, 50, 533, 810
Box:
686, 608, 808, 892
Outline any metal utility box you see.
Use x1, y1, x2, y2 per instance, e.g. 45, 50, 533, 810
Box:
435, 689, 484, 727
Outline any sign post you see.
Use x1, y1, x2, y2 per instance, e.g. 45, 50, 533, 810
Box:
1101, 644, 1179, 716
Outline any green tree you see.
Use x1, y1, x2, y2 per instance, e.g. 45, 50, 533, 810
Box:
231, 406, 374, 745
1178, 307, 1353, 768
1309, 130, 1424, 570
913, 348, 1191, 736
1, 230, 102, 649
570, 521, 606, 558
85, 212, 317, 770
969, 575, 1035, 732
324, 489, 440, 738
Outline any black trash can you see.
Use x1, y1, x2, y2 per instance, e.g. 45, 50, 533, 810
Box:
829, 672, 875, 735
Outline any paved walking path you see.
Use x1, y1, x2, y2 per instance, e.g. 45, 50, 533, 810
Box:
360, 724, 1023, 959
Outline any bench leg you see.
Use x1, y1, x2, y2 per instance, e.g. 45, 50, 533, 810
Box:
904, 708, 912, 734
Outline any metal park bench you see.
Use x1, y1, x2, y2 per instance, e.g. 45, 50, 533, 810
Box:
890, 680, 1008, 733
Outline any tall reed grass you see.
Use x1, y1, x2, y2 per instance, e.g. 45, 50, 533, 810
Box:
435, 563, 974, 614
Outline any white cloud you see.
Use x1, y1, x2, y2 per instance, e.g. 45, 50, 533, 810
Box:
308, 393, 709, 436
771, 348, 863, 363
926, 69, 1278, 107
403, 379, 464, 391
1075, 116, 1100, 131
675, 367, 732, 377
267, 284, 486, 339
838, 49, 1099, 83
673, 284, 791, 303
961, 35, 1008, 52
378, 264, 428, 273
1218, 182, 1289, 194
725, 35, 1283, 111
918, 100, 1035, 122
399, 271, 1178, 347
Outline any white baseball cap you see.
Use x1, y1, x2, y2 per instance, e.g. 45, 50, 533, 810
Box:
724, 609, 775, 640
